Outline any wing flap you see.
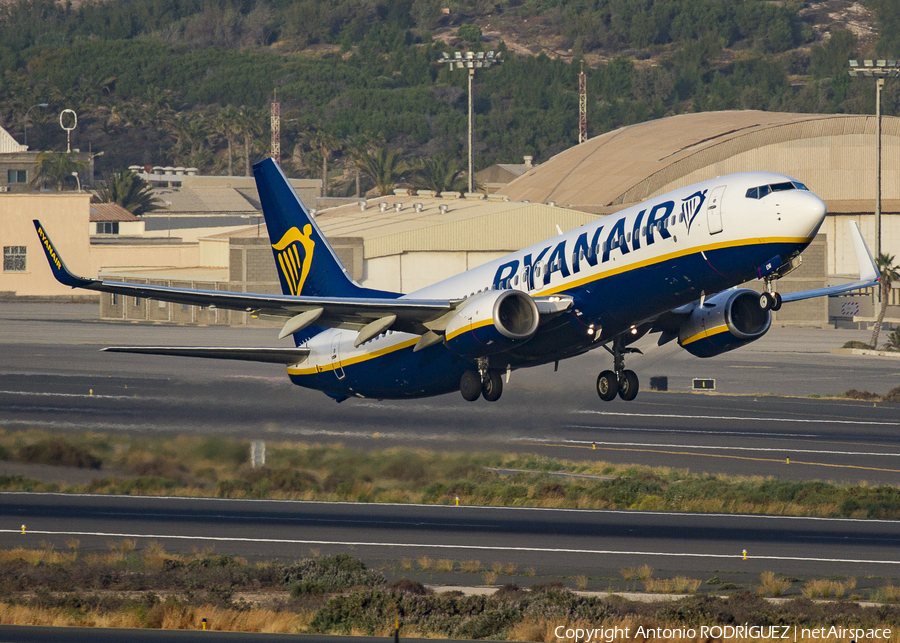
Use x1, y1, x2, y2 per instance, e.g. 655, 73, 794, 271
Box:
101, 346, 311, 365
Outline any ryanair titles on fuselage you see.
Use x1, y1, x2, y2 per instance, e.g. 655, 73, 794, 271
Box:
491, 189, 709, 291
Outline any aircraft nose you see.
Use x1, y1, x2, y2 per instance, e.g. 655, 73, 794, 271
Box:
789, 191, 826, 239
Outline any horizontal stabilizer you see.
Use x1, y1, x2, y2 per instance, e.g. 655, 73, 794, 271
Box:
101, 346, 310, 365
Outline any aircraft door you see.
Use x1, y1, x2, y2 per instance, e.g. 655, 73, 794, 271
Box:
707, 185, 726, 234
330, 333, 345, 380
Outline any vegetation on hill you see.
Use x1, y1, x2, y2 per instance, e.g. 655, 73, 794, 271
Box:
0, 0, 895, 194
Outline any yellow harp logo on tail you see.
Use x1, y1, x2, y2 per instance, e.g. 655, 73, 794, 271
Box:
272, 225, 315, 296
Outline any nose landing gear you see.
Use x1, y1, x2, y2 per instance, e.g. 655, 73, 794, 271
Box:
597, 336, 642, 401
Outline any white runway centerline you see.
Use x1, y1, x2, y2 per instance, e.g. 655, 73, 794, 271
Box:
546, 438, 900, 458
2, 528, 899, 566
575, 410, 900, 427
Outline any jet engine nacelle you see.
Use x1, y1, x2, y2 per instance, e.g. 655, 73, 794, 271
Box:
445, 289, 540, 358
678, 289, 771, 358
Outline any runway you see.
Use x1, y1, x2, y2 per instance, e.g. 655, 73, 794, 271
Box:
2, 492, 899, 585
1, 303, 899, 484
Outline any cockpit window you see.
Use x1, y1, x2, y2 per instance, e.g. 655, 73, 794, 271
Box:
745, 181, 804, 199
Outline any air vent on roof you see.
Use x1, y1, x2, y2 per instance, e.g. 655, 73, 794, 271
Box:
379, 202, 389, 213
439, 204, 449, 214
358, 200, 367, 211
414, 202, 424, 213
394, 202, 403, 212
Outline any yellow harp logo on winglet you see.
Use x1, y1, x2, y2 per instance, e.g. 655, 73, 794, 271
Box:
272, 224, 315, 296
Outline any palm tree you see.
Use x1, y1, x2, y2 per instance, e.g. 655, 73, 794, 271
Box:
871, 252, 900, 349
31, 152, 87, 191
412, 154, 467, 193
235, 107, 261, 177
94, 169, 162, 215
310, 129, 339, 196
214, 106, 240, 176
354, 147, 409, 196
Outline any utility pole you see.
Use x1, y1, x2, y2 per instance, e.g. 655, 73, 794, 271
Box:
271, 89, 281, 166
579, 60, 587, 144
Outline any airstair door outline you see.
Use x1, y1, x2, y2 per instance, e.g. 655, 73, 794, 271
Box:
331, 333, 345, 380
707, 185, 726, 234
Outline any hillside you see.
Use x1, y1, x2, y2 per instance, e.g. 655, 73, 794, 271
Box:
0, 0, 895, 195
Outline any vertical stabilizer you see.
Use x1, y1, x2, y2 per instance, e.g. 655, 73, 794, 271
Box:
253, 158, 392, 299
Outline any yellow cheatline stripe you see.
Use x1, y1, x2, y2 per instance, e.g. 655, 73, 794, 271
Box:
533, 236, 810, 297
680, 323, 729, 347
539, 442, 900, 474
287, 236, 811, 377
445, 317, 494, 342
288, 337, 420, 375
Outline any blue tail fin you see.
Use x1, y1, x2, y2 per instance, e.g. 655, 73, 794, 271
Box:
253, 158, 393, 299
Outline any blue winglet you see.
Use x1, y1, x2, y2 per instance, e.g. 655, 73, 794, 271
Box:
32, 220, 94, 288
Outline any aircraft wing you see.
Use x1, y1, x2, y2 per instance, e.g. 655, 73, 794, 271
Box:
780, 220, 880, 303
35, 220, 570, 344
101, 346, 311, 364
34, 220, 455, 337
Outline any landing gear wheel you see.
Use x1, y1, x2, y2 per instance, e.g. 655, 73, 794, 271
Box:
771, 292, 783, 311
759, 292, 774, 310
597, 370, 618, 401
460, 370, 481, 402
618, 369, 639, 401
482, 370, 503, 402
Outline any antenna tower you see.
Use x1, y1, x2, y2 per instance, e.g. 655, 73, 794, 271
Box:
271, 89, 281, 165
579, 60, 587, 144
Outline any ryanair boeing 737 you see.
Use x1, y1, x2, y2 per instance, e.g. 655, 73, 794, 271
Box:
34, 158, 879, 403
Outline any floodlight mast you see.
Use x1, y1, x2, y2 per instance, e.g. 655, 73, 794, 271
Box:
440, 49, 502, 193
848, 59, 899, 269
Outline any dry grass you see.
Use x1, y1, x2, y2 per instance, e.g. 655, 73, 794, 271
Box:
491, 561, 503, 574
802, 578, 856, 599
620, 567, 635, 581
400, 558, 412, 570
0, 547, 77, 566
757, 571, 792, 597
84, 551, 125, 565
502, 562, 517, 575
574, 574, 588, 590
461, 560, 481, 573
65, 538, 80, 551
435, 559, 454, 572
644, 576, 701, 594
874, 585, 900, 603
416, 556, 431, 571
636, 564, 653, 580
309, 548, 320, 559
0, 602, 305, 633
524, 567, 535, 577
483, 571, 498, 585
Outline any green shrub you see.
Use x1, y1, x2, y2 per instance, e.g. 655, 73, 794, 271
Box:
883, 386, 900, 403
16, 439, 101, 469
842, 340, 873, 349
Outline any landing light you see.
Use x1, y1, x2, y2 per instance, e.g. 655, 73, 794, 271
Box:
587, 324, 595, 335
630, 326, 638, 335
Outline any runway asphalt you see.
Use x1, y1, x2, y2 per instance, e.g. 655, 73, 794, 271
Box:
1, 303, 899, 484
2, 492, 899, 588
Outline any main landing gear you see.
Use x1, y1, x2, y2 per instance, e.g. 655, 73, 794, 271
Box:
597, 336, 641, 402
460, 359, 503, 402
